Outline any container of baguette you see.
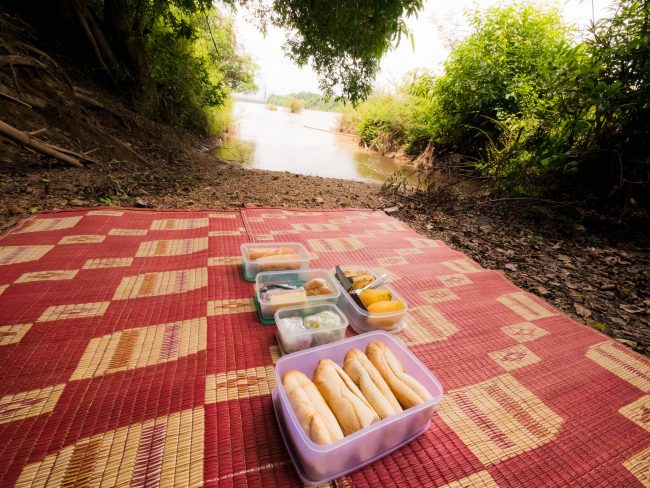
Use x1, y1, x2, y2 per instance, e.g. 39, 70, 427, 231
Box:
256, 269, 341, 322
332, 265, 409, 333
272, 331, 443, 485
240, 242, 311, 281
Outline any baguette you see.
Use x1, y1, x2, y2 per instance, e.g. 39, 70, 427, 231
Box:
313, 359, 379, 435
249, 247, 298, 261
366, 341, 432, 409
343, 348, 402, 419
282, 370, 344, 445
256, 254, 301, 271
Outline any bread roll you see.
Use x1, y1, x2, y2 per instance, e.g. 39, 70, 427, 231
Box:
366, 341, 432, 409
249, 247, 298, 261
282, 370, 344, 445
313, 359, 379, 435
343, 348, 402, 419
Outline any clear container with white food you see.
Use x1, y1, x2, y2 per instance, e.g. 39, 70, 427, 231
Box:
275, 303, 349, 354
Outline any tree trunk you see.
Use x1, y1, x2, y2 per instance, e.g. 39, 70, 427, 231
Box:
58, 0, 115, 80
103, 0, 157, 112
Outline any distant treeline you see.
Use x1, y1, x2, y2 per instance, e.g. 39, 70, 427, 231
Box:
267, 92, 343, 112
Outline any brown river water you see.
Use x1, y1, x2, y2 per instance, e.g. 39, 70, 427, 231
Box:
214, 101, 412, 183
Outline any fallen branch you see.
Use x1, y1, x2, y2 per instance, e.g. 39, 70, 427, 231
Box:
0, 54, 48, 70
0, 118, 83, 168
73, 87, 129, 129
105, 133, 153, 167
303, 125, 356, 137
486, 197, 586, 207
0, 90, 31, 108
42, 141, 99, 164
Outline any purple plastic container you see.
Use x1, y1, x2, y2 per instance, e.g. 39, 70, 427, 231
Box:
272, 331, 444, 485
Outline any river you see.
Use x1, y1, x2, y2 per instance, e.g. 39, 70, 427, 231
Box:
213, 101, 411, 183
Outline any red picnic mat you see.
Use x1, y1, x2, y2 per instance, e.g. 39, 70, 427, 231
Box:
0, 207, 648, 487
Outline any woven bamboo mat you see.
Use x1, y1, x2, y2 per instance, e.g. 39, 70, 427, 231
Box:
0, 207, 648, 487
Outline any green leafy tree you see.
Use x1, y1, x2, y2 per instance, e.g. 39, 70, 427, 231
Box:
143, 6, 257, 132
259, 0, 423, 103
48, 0, 422, 107
546, 0, 650, 196
430, 3, 571, 152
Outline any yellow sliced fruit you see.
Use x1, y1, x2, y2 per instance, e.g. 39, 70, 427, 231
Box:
367, 300, 405, 314
359, 289, 392, 308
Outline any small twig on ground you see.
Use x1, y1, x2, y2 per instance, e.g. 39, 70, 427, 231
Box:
43, 141, 99, 164
0, 90, 31, 108
105, 133, 154, 168
72, 87, 129, 129
486, 197, 587, 208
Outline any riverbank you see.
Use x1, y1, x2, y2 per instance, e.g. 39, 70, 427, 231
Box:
2, 134, 648, 354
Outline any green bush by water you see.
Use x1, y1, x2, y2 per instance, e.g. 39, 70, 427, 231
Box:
342, 0, 650, 204
144, 7, 256, 135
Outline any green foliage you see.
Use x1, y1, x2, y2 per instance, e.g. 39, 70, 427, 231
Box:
338, 72, 438, 153
587, 321, 608, 334
267, 92, 343, 112
540, 0, 650, 194
335, 106, 361, 134
145, 7, 256, 134
350, 0, 649, 204
470, 0, 650, 198
261, 0, 424, 103
430, 3, 570, 151
58, 0, 425, 131
355, 91, 430, 155
208, 98, 235, 136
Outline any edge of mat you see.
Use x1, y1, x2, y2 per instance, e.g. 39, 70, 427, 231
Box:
0, 205, 380, 239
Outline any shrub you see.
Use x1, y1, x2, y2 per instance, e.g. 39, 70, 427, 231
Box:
335, 106, 360, 133
287, 97, 304, 113
430, 3, 571, 153
354, 87, 431, 155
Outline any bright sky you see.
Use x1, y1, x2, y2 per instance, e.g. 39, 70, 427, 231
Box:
233, 0, 616, 100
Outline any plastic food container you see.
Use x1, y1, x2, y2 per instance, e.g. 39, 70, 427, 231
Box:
255, 269, 341, 322
275, 303, 349, 354
240, 242, 311, 282
331, 265, 409, 333
272, 331, 443, 485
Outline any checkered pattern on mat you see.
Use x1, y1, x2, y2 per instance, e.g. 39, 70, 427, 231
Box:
0, 207, 648, 487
